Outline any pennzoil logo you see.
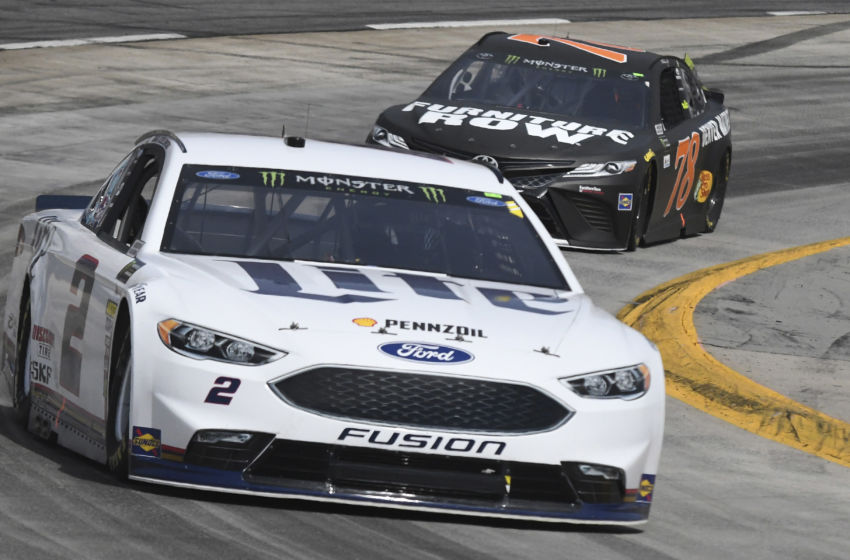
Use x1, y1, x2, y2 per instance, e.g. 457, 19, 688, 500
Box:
132, 426, 161, 457
505, 54, 521, 64
260, 171, 286, 187
419, 186, 446, 204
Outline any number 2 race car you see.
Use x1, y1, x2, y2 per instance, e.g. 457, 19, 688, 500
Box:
3, 130, 663, 524
370, 32, 732, 251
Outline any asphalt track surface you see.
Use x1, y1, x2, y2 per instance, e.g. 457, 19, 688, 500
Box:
0, 6, 849, 560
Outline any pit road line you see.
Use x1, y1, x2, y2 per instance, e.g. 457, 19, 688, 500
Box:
617, 237, 850, 467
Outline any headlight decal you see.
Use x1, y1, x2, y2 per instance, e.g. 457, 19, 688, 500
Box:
560, 364, 650, 399
157, 319, 285, 365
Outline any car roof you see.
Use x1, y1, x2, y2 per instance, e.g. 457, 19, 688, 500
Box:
155, 132, 511, 195
471, 31, 664, 74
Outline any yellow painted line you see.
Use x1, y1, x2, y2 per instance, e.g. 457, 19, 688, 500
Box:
617, 237, 850, 467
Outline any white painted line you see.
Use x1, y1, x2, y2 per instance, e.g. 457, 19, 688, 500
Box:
767, 11, 828, 16
367, 18, 570, 30
0, 33, 187, 51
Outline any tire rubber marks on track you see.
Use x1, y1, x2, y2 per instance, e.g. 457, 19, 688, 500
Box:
617, 237, 850, 468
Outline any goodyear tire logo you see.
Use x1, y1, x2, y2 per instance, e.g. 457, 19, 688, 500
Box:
132, 426, 162, 458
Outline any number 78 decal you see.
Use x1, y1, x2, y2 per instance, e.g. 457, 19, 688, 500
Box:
664, 132, 700, 217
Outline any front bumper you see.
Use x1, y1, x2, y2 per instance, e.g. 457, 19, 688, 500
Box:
130, 437, 654, 524
512, 175, 640, 251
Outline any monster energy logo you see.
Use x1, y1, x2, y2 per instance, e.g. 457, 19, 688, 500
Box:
505, 54, 520, 64
419, 186, 446, 203
260, 171, 286, 187
592, 67, 607, 78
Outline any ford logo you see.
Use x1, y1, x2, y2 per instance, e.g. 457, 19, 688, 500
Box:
378, 342, 474, 364
196, 170, 240, 180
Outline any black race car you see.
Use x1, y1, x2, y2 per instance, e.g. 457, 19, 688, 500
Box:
369, 32, 731, 251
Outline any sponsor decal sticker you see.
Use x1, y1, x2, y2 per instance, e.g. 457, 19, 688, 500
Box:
663, 154, 671, 168
484, 192, 502, 198
130, 284, 147, 304
467, 195, 506, 207
132, 426, 162, 457
196, 170, 239, 180
353, 317, 378, 327
592, 67, 607, 78
260, 171, 286, 187
637, 474, 656, 503
506, 200, 524, 218
106, 300, 118, 318
382, 319, 486, 338
654, 123, 666, 135
116, 258, 145, 284
378, 341, 474, 364
644, 149, 655, 162
476, 52, 494, 60
618, 193, 633, 211
29, 360, 52, 384
695, 170, 714, 203
419, 186, 446, 204
505, 54, 520, 64
338, 427, 505, 455
579, 185, 603, 194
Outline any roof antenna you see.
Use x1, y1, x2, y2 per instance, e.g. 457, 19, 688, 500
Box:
304, 103, 312, 139
280, 122, 285, 138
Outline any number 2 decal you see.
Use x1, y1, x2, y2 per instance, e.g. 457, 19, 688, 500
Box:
664, 132, 700, 217
60, 254, 99, 396
205, 376, 241, 405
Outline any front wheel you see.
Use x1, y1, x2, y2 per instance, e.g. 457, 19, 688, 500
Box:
106, 326, 131, 480
627, 166, 654, 251
704, 150, 731, 233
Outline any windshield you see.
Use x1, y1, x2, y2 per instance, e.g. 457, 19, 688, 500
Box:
162, 165, 568, 290
424, 54, 649, 128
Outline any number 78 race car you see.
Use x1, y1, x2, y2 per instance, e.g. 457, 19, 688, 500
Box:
3, 131, 664, 524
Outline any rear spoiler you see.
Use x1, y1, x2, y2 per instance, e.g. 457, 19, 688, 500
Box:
35, 195, 91, 211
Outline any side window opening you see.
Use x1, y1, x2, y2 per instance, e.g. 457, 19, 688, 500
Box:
659, 67, 685, 128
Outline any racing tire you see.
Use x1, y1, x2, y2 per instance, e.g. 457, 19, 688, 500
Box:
13, 288, 32, 428
627, 166, 654, 251
106, 325, 132, 480
704, 150, 731, 233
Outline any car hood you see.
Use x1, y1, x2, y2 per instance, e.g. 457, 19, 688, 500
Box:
150, 255, 590, 364
377, 100, 650, 166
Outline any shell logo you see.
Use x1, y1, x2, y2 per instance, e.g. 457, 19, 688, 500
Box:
639, 478, 654, 498
695, 170, 714, 203
353, 318, 377, 327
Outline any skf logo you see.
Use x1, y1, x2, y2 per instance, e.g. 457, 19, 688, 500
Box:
132, 426, 162, 458
260, 171, 286, 187
593, 67, 607, 78
618, 193, 633, 211
637, 474, 656, 503
419, 186, 446, 204
505, 54, 520, 64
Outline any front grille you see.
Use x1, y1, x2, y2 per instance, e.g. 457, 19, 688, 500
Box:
510, 173, 563, 190
272, 368, 571, 434
244, 439, 581, 508
550, 190, 615, 233
407, 138, 573, 175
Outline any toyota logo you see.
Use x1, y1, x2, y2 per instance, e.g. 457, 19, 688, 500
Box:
472, 154, 499, 169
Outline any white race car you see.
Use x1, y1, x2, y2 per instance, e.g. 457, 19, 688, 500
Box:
3, 131, 664, 524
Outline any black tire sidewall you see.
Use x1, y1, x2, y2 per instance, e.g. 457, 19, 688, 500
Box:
106, 327, 131, 479
13, 296, 32, 427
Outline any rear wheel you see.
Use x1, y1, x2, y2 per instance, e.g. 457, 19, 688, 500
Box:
704, 150, 731, 233
627, 166, 654, 251
106, 325, 131, 480
13, 288, 32, 428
